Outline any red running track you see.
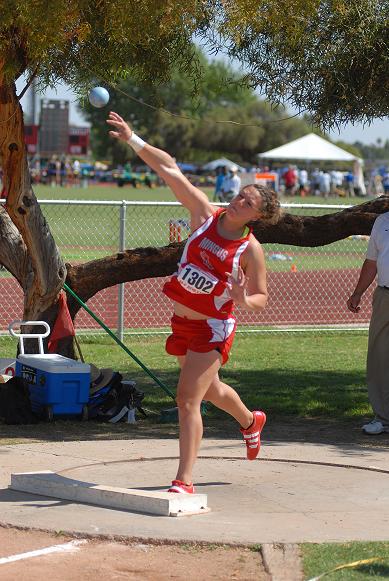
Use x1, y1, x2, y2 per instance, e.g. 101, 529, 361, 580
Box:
0, 268, 372, 333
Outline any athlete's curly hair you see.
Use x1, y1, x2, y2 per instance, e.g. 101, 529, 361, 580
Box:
245, 184, 282, 225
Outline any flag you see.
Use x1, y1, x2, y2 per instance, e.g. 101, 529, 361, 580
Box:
47, 291, 75, 353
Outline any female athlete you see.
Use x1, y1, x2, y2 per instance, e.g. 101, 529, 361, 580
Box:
107, 111, 281, 494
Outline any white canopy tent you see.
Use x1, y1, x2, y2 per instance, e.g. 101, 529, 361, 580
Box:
202, 158, 245, 172
258, 133, 365, 194
258, 133, 359, 162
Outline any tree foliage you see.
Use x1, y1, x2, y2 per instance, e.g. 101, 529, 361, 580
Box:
352, 139, 389, 162
207, 0, 389, 128
81, 52, 312, 164
0, 1, 206, 91
1, 1, 387, 128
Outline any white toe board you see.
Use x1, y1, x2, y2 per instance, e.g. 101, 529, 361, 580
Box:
10, 471, 209, 517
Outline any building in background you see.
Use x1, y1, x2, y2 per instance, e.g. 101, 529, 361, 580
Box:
39, 99, 69, 157
24, 98, 89, 159
68, 126, 89, 156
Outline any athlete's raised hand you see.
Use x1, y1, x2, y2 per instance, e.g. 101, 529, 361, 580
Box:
107, 111, 132, 142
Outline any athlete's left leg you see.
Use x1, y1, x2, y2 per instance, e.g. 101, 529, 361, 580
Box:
174, 349, 221, 486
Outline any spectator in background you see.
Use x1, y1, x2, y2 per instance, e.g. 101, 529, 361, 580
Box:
73, 159, 81, 187
65, 157, 73, 187
345, 170, 354, 196
298, 168, 308, 196
60, 156, 67, 187
55, 158, 61, 186
383, 170, 389, 195
319, 170, 331, 198
330, 170, 338, 196
283, 165, 297, 196
220, 166, 241, 202
330, 170, 344, 197
47, 156, 57, 187
311, 168, 321, 196
347, 213, 389, 435
30, 157, 41, 185
372, 172, 384, 196
213, 166, 227, 202
335, 170, 344, 192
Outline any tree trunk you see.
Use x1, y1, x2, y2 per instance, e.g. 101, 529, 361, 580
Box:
0, 68, 67, 354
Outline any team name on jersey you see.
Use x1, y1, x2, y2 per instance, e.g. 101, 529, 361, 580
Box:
198, 237, 228, 261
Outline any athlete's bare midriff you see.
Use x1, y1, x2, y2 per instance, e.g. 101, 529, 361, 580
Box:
172, 301, 210, 320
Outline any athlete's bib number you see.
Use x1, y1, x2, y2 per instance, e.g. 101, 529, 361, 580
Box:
177, 263, 218, 294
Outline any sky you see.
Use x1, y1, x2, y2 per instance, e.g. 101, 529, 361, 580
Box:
328, 119, 389, 145
17, 79, 389, 146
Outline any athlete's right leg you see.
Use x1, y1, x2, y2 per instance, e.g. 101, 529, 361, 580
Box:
204, 374, 266, 461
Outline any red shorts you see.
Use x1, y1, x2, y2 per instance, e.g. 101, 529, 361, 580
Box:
166, 315, 237, 365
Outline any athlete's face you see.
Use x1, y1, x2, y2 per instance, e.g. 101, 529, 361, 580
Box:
226, 186, 263, 222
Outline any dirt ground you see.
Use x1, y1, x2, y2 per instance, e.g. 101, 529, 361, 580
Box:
0, 415, 387, 580
0, 526, 269, 581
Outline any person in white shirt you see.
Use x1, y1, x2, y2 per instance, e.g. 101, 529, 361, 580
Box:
347, 212, 389, 434
221, 166, 241, 202
319, 171, 331, 197
330, 170, 338, 196
311, 169, 321, 196
298, 168, 308, 196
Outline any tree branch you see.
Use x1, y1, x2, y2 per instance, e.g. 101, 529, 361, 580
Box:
66, 197, 389, 309
251, 196, 389, 246
17, 64, 39, 101
66, 243, 180, 308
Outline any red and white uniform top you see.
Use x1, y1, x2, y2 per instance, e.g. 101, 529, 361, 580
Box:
163, 208, 252, 319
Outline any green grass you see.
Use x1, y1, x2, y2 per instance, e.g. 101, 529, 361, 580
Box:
0, 331, 370, 419
33, 184, 209, 202
283, 195, 354, 206
302, 542, 389, 580
265, 238, 368, 272
39, 201, 190, 253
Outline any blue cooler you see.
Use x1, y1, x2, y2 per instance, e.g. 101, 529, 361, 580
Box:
16, 354, 90, 420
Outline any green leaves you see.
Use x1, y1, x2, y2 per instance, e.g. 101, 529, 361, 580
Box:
80, 50, 311, 164
2, 1, 387, 128
214, 0, 389, 127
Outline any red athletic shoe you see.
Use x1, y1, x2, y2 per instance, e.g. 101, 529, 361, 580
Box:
168, 480, 195, 494
240, 410, 266, 460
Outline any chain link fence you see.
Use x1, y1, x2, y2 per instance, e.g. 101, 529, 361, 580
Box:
0, 200, 372, 338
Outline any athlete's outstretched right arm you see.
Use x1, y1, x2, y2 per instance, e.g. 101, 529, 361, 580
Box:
107, 111, 212, 221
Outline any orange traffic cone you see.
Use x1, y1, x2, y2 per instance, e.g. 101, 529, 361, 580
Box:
291, 263, 297, 273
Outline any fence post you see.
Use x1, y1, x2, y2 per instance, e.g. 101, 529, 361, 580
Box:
117, 200, 127, 341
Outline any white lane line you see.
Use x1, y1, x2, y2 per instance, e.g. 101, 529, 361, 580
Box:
0, 539, 87, 565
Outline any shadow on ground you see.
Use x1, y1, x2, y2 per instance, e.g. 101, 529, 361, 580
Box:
1, 366, 388, 450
